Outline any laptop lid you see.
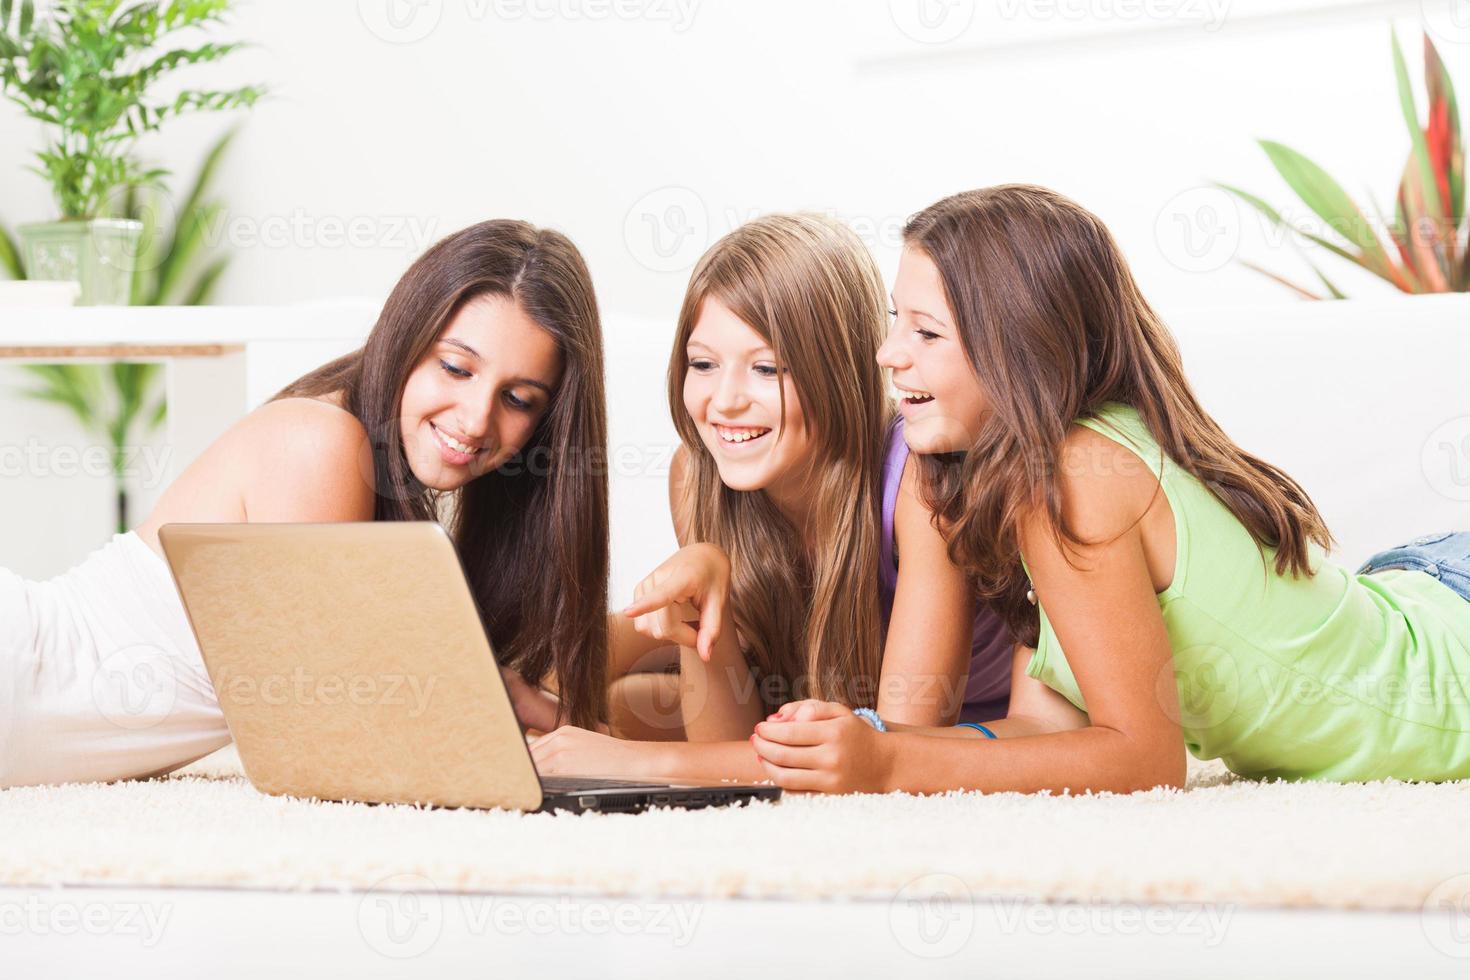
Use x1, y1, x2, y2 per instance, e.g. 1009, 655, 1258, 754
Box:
159, 521, 545, 811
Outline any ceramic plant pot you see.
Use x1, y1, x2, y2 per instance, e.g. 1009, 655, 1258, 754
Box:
18, 218, 143, 306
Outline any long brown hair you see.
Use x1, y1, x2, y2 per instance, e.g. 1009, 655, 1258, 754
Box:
668, 213, 891, 709
278, 219, 609, 728
905, 185, 1332, 646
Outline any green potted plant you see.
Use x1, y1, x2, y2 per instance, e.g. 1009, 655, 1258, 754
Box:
1217, 29, 1465, 299
0, 0, 262, 304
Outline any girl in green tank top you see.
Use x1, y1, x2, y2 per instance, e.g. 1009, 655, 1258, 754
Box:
749, 185, 1470, 795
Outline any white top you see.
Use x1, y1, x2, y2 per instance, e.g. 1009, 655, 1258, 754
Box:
0, 532, 229, 788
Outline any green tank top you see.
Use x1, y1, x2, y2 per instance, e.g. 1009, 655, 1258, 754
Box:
1024, 402, 1470, 782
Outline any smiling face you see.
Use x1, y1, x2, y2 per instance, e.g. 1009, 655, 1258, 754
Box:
398, 293, 564, 491
681, 296, 815, 496
877, 246, 990, 455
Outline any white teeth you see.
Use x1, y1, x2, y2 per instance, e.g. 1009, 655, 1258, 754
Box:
716, 426, 771, 444
433, 424, 480, 455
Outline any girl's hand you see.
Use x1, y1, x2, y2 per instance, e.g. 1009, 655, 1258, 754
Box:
751, 701, 896, 794
766, 698, 850, 724
622, 543, 732, 662
530, 725, 657, 777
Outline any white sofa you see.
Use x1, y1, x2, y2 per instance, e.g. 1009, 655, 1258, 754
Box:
3, 295, 1467, 591
601, 294, 1470, 601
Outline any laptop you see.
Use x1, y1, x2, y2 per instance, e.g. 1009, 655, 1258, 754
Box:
158, 521, 782, 814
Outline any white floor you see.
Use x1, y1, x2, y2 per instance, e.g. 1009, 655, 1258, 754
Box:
0, 885, 1463, 979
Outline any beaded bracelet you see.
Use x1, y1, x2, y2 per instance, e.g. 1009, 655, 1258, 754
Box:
852, 707, 887, 733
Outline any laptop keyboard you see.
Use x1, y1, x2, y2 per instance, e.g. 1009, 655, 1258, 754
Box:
541, 776, 664, 792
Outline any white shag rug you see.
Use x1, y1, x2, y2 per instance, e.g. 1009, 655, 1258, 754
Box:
2, 747, 1467, 913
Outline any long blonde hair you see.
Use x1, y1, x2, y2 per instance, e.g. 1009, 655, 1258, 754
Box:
667, 213, 890, 709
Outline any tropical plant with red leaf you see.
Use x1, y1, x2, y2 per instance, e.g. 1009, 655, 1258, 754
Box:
1217, 29, 1466, 299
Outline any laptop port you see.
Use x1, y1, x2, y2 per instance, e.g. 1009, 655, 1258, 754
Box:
652, 794, 672, 805
578, 796, 599, 809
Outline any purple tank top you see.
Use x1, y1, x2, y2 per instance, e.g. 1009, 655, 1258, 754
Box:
878, 416, 1013, 721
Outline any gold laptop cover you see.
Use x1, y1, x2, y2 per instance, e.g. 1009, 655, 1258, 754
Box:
159, 522, 545, 811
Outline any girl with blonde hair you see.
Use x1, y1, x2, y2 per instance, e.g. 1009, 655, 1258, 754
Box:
532, 212, 1013, 781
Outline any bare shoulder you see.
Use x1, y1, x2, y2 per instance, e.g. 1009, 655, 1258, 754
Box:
894, 449, 930, 513
243, 395, 366, 442
237, 397, 376, 522
1044, 424, 1161, 546
893, 450, 938, 539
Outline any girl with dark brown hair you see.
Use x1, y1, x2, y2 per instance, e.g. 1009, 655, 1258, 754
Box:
752, 185, 1470, 793
1, 219, 609, 787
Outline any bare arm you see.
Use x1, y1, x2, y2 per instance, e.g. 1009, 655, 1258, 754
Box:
622, 445, 763, 740
875, 455, 978, 725
753, 429, 1188, 796
886, 642, 1090, 738
530, 730, 770, 783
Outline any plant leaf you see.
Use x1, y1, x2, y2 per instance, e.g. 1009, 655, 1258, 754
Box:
1397, 156, 1451, 291
17, 364, 105, 434
181, 255, 229, 306
1238, 260, 1326, 301
154, 200, 221, 304
0, 220, 23, 278
153, 127, 235, 302
1215, 180, 1413, 291
1424, 33, 1463, 225
1393, 28, 1450, 288
1256, 140, 1400, 281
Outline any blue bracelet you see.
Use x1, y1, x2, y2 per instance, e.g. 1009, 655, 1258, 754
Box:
957, 722, 997, 739
852, 707, 887, 732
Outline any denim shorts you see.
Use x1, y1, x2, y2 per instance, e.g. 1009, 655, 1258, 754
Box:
1357, 531, 1470, 603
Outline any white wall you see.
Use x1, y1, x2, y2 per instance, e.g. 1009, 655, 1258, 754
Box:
2, 0, 1468, 581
